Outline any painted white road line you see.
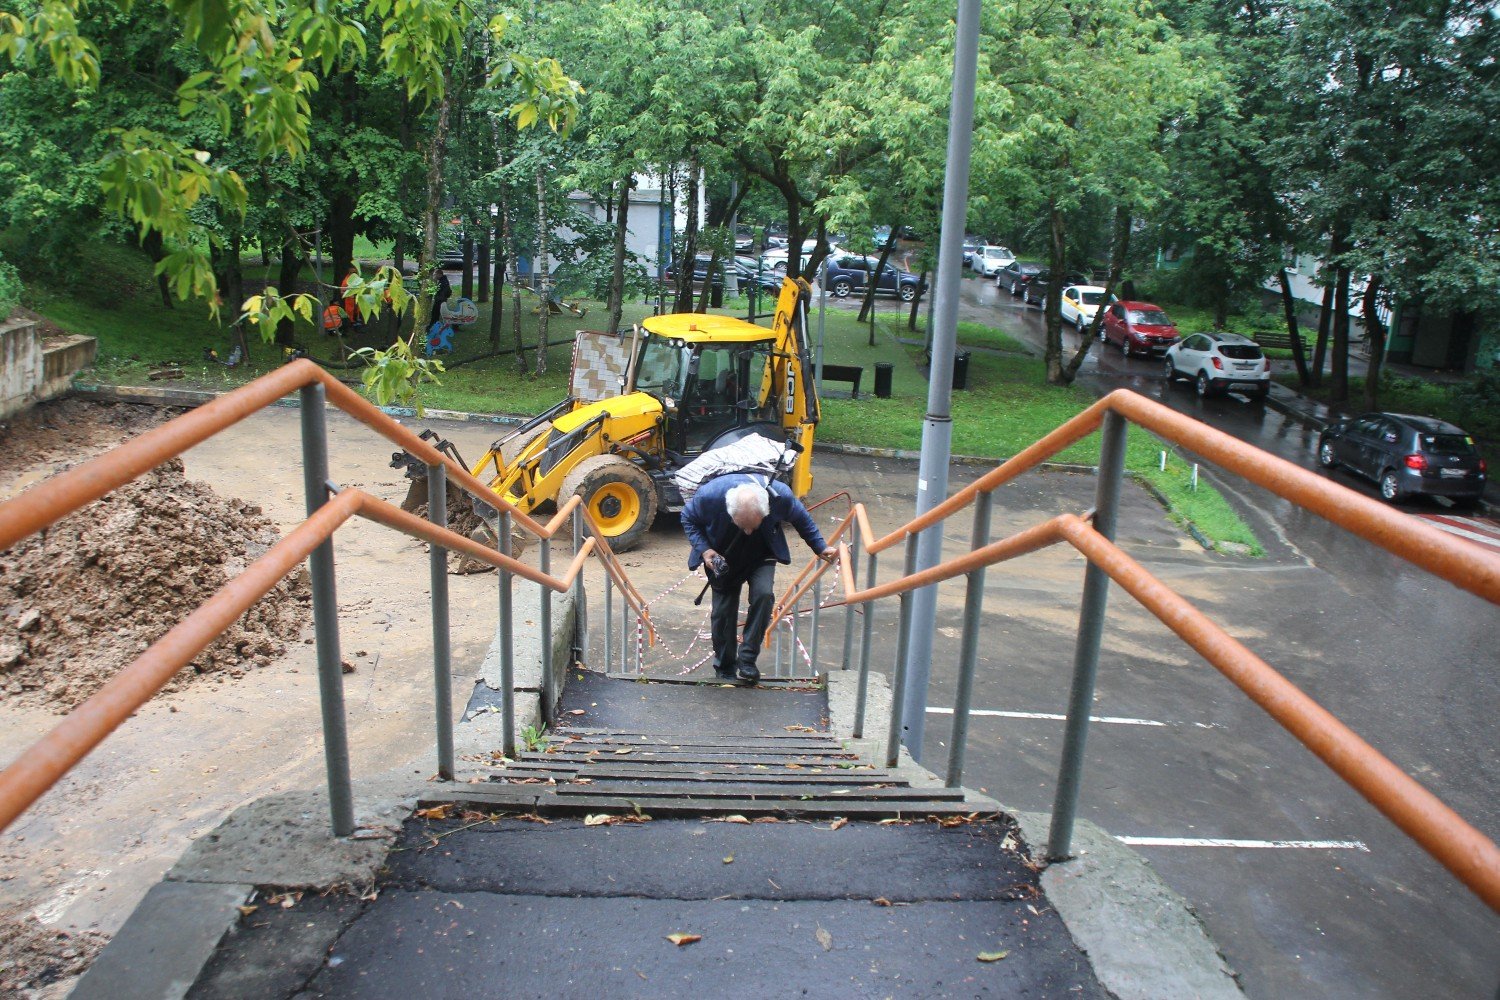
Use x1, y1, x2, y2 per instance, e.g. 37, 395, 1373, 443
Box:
1117, 836, 1369, 851
925, 706, 1223, 729
1416, 515, 1500, 551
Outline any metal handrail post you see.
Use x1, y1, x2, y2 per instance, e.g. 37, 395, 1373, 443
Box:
298, 384, 354, 837
539, 536, 552, 714
810, 578, 822, 672
498, 511, 516, 758
946, 491, 993, 787
775, 609, 784, 676
1048, 412, 1128, 859
604, 570, 614, 672
853, 551, 877, 738
571, 510, 588, 664
841, 531, 859, 671
427, 463, 455, 781
885, 536, 918, 767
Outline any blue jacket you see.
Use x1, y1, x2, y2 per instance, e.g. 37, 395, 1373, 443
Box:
681, 474, 827, 571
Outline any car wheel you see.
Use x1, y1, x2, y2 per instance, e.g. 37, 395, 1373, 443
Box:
1318, 441, 1338, 468
1196, 372, 1213, 397
1379, 469, 1403, 503
1009, 280, 1019, 296
774, 262, 787, 275
831, 278, 852, 298
1097, 325, 1108, 344
1163, 358, 1177, 383
1120, 335, 1131, 358
899, 283, 916, 302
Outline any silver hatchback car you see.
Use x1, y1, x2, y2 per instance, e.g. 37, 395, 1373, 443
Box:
1164, 332, 1270, 401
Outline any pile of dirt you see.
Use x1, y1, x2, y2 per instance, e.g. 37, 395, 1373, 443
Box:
0, 398, 173, 497
0, 459, 311, 711
0, 912, 108, 997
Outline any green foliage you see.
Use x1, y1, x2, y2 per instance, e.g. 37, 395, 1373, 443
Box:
352, 336, 445, 416
0, 250, 20, 316
519, 724, 548, 752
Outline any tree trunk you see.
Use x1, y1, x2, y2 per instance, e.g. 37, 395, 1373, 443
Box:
1360, 276, 1386, 411
275, 240, 303, 345
858, 232, 898, 324
504, 199, 526, 374
488, 217, 504, 352
393, 235, 404, 273
214, 231, 245, 319
413, 92, 451, 340
1330, 265, 1350, 403
460, 234, 475, 300
1278, 269, 1310, 385
1311, 280, 1333, 390
1044, 202, 1067, 384
327, 190, 356, 287
1213, 282, 1230, 330
607, 177, 631, 335
142, 229, 174, 308
675, 156, 701, 313
1066, 205, 1130, 380
477, 229, 490, 303
534, 170, 550, 376
908, 269, 928, 331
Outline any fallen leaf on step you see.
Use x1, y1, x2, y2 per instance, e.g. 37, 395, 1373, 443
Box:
613, 748, 633, 755
977, 950, 1010, 963
829, 818, 848, 831
568, 709, 586, 715
872, 897, 893, 907
584, 814, 612, 826
784, 724, 816, 733
723, 855, 734, 864
815, 926, 833, 951
714, 815, 752, 824
236, 905, 258, 917
415, 804, 454, 820
666, 933, 702, 947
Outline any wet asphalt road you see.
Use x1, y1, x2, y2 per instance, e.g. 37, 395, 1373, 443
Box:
929, 276, 1500, 999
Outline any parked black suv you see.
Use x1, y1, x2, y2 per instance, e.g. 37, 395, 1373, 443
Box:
1318, 412, 1488, 505
824, 252, 925, 302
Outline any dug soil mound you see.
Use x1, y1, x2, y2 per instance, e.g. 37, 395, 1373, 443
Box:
0, 459, 311, 712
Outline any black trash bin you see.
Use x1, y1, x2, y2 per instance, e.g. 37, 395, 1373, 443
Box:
710, 282, 724, 308
874, 362, 894, 399
952, 350, 971, 391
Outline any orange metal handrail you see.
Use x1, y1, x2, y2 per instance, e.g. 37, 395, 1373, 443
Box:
766, 389, 1500, 914
0, 362, 663, 834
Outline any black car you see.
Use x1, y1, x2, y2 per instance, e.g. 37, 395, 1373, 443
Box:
1022, 269, 1088, 306
823, 252, 926, 302
997, 260, 1043, 296
1318, 412, 1488, 505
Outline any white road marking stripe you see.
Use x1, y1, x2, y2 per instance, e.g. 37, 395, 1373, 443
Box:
1419, 519, 1500, 548
1117, 836, 1369, 852
925, 706, 1223, 729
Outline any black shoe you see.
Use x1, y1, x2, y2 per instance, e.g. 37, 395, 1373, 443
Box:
735, 663, 760, 686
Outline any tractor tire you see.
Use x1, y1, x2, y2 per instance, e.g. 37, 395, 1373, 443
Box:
561, 455, 658, 552
500, 424, 549, 466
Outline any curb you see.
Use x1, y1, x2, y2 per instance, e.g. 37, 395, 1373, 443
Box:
72, 380, 1100, 477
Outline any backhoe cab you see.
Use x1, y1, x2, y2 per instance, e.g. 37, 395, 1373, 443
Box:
468, 277, 819, 551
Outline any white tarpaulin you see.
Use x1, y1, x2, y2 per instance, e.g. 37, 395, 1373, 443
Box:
674, 433, 793, 500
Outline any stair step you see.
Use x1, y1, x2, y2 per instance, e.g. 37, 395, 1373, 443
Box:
423, 787, 994, 820
491, 766, 897, 785
557, 729, 836, 747
551, 737, 842, 753
549, 781, 966, 801
522, 749, 859, 765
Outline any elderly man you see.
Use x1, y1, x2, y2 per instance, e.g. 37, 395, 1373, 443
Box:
682, 474, 836, 685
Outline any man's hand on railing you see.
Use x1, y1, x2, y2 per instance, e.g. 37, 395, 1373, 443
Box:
818, 546, 838, 563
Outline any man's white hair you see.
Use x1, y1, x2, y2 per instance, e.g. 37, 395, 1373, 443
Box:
725, 482, 770, 520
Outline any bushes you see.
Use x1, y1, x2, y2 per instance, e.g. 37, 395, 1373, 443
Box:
0, 251, 21, 318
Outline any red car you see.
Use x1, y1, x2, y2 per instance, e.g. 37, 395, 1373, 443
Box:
1099, 300, 1180, 357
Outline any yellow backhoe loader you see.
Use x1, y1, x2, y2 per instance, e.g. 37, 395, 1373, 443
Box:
395, 277, 820, 552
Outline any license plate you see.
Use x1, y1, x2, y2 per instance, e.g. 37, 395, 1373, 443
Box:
1232, 382, 1261, 390
1440, 468, 1466, 478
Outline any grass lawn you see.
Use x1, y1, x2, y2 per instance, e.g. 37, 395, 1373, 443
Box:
25, 241, 1259, 553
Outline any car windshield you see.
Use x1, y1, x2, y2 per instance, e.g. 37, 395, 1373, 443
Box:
984, 248, 1005, 258
1423, 433, 1476, 455
1130, 309, 1172, 326
633, 337, 689, 400
1219, 344, 1262, 360
1079, 290, 1107, 306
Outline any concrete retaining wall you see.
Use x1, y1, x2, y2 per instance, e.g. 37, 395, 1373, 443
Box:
1, 318, 96, 419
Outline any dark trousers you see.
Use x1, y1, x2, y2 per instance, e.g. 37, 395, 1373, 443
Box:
709, 561, 777, 674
